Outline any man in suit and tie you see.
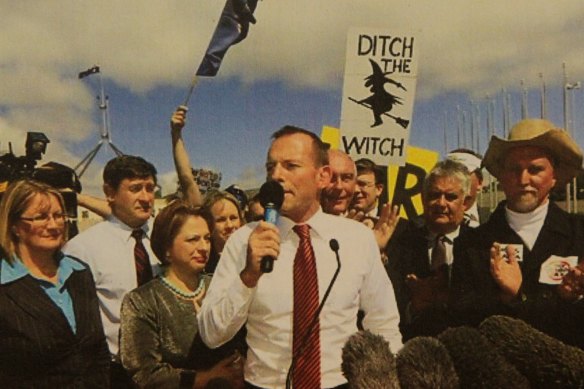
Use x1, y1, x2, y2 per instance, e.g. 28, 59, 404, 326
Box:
451, 118, 584, 349
385, 159, 472, 341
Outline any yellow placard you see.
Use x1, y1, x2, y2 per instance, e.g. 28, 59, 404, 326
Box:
387, 145, 439, 219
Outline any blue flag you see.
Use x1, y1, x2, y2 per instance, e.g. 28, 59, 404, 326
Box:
196, 0, 258, 77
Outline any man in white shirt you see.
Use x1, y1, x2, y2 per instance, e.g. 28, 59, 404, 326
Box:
198, 126, 401, 389
64, 155, 161, 388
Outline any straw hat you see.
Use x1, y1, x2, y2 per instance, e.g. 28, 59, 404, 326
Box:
482, 119, 583, 185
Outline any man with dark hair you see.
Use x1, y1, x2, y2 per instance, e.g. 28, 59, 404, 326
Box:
198, 126, 401, 388
451, 118, 584, 349
64, 155, 161, 388
351, 158, 384, 218
386, 159, 472, 341
447, 148, 486, 226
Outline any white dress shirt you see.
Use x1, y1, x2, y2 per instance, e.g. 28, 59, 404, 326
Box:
198, 209, 401, 388
63, 215, 161, 355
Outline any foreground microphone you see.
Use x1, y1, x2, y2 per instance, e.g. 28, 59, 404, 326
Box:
396, 336, 459, 389
438, 326, 529, 388
258, 180, 284, 273
341, 330, 399, 388
480, 315, 584, 387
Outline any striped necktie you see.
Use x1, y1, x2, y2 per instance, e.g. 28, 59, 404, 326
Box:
431, 235, 447, 271
131, 229, 153, 286
292, 224, 320, 389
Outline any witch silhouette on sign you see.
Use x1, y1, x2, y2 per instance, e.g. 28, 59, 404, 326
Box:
349, 59, 410, 129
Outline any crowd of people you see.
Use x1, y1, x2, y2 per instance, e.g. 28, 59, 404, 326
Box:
1, 109, 584, 388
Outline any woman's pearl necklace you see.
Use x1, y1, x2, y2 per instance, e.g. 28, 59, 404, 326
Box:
160, 275, 205, 300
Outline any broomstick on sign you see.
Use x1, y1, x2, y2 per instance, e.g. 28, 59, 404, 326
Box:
349, 59, 410, 129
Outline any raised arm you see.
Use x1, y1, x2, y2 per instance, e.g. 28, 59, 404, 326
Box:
76, 193, 111, 219
170, 106, 203, 207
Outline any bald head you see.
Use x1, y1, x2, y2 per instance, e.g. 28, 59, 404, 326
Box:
321, 150, 357, 215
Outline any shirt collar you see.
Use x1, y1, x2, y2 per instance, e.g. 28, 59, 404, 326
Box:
505, 200, 549, 226
109, 214, 152, 240
465, 203, 479, 220
427, 225, 461, 244
1, 254, 85, 285
277, 207, 330, 241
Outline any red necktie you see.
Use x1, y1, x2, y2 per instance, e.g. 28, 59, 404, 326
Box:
292, 224, 320, 389
132, 229, 153, 286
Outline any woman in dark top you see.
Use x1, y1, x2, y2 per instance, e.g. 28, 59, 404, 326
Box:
120, 200, 244, 388
0, 179, 109, 388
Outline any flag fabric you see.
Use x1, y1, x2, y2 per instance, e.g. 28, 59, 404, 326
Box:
78, 66, 100, 79
196, 0, 258, 77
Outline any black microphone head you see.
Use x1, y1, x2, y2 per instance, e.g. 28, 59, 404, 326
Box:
259, 181, 284, 209
341, 330, 399, 388
329, 238, 339, 252
396, 336, 459, 389
480, 315, 584, 387
438, 326, 529, 389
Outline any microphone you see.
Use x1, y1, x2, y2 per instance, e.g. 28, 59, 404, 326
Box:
285, 239, 342, 389
396, 336, 459, 389
341, 330, 398, 388
258, 180, 284, 273
479, 315, 584, 387
437, 326, 529, 388
329, 238, 340, 252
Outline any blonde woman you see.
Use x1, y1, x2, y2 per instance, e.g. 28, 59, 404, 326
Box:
0, 179, 108, 388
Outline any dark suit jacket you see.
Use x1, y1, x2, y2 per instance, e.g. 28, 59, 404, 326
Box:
0, 256, 109, 388
451, 201, 584, 348
385, 219, 472, 341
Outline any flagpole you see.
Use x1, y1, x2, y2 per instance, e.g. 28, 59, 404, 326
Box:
183, 75, 200, 108
520, 79, 528, 119
539, 72, 547, 119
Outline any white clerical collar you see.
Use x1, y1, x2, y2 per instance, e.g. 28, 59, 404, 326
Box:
505, 201, 549, 250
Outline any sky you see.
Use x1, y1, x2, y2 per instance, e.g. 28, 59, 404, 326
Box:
2, 0, 584, 196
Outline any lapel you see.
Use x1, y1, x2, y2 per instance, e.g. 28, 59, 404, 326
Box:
68, 269, 90, 338
3, 275, 74, 339
523, 202, 575, 277
413, 224, 433, 277
485, 203, 524, 245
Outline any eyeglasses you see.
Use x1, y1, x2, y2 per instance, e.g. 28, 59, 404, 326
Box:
20, 212, 69, 225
